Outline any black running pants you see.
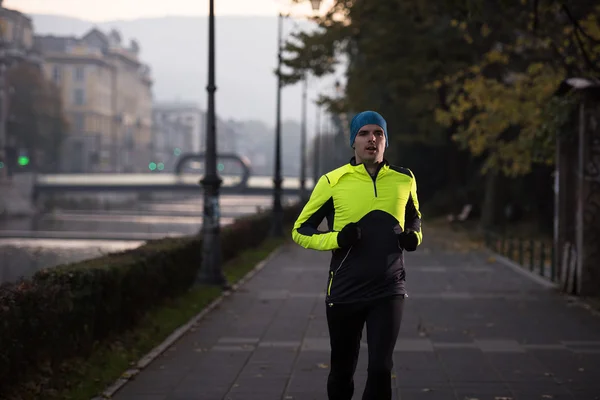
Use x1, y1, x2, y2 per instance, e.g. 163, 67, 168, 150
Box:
325, 295, 405, 400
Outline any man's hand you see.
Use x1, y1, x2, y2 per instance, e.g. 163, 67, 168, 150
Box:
397, 231, 418, 251
337, 222, 361, 248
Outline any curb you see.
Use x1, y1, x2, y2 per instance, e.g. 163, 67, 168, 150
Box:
92, 244, 286, 400
486, 249, 558, 289
487, 250, 600, 317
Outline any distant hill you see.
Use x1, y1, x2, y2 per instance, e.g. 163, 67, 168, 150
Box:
29, 13, 343, 128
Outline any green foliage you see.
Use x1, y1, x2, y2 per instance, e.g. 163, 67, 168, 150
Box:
435, 2, 600, 176
0, 204, 303, 399
285, 0, 600, 178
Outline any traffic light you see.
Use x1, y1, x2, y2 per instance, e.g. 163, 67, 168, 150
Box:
157, 162, 165, 171
174, 148, 182, 156
148, 162, 157, 171
18, 156, 30, 166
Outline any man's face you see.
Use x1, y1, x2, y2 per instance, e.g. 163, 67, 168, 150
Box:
353, 124, 386, 163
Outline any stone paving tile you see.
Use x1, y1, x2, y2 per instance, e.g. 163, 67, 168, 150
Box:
111, 240, 600, 400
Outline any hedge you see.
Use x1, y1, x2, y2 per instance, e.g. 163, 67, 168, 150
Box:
0, 203, 303, 397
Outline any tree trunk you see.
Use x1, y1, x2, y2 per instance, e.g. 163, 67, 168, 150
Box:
480, 171, 498, 230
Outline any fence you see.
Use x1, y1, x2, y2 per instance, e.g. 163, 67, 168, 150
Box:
484, 231, 557, 282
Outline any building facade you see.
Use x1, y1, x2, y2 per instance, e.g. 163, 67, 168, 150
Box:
153, 102, 204, 155
151, 110, 194, 172
0, 2, 43, 178
35, 28, 153, 173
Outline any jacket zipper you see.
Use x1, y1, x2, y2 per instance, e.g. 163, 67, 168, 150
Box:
365, 165, 379, 197
327, 246, 352, 306
372, 176, 377, 197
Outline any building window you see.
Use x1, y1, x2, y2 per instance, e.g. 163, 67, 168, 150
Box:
74, 89, 85, 106
74, 66, 85, 82
52, 65, 61, 83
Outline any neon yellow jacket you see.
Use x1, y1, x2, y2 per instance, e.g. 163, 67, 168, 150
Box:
292, 158, 422, 304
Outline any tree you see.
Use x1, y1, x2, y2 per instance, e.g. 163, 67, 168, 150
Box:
284, 0, 487, 203
285, 0, 480, 144
435, 2, 600, 176
6, 63, 69, 173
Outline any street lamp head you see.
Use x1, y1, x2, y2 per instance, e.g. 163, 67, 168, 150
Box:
310, 0, 321, 11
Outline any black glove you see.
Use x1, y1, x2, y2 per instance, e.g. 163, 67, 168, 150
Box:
337, 222, 361, 248
398, 231, 418, 252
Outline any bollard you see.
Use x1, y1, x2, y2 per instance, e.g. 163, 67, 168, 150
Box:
529, 239, 535, 271
550, 244, 555, 281
539, 242, 545, 276
518, 239, 524, 266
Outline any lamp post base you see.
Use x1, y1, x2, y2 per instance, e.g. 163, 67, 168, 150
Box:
196, 174, 230, 289
270, 177, 284, 237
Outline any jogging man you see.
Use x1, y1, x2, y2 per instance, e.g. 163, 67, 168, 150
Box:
291, 110, 423, 400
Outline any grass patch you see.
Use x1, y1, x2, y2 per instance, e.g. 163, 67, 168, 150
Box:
8, 235, 288, 400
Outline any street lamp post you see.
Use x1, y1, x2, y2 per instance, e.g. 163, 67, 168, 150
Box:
272, 0, 322, 235
271, 12, 285, 237
299, 75, 308, 202
0, 58, 7, 183
0, 10, 8, 183
312, 101, 321, 185
197, 0, 229, 288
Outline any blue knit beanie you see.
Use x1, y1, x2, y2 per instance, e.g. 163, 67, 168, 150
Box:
349, 111, 388, 148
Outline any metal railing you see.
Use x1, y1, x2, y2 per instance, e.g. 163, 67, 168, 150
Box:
484, 231, 557, 282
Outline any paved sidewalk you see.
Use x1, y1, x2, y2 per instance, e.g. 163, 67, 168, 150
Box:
112, 238, 600, 400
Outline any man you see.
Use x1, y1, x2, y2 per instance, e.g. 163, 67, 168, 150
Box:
291, 110, 423, 400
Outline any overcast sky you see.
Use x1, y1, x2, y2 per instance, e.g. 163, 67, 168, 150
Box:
5, 0, 329, 21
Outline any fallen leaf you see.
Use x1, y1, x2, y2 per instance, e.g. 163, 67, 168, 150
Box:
317, 363, 329, 369
487, 256, 496, 263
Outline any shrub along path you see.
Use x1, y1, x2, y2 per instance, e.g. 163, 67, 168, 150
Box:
110, 232, 600, 400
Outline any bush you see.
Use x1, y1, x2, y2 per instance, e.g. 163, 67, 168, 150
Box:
0, 203, 303, 397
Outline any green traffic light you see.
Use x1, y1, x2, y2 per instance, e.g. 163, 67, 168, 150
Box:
18, 156, 29, 166
149, 162, 157, 171
157, 162, 165, 171
217, 163, 224, 172
174, 148, 182, 156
